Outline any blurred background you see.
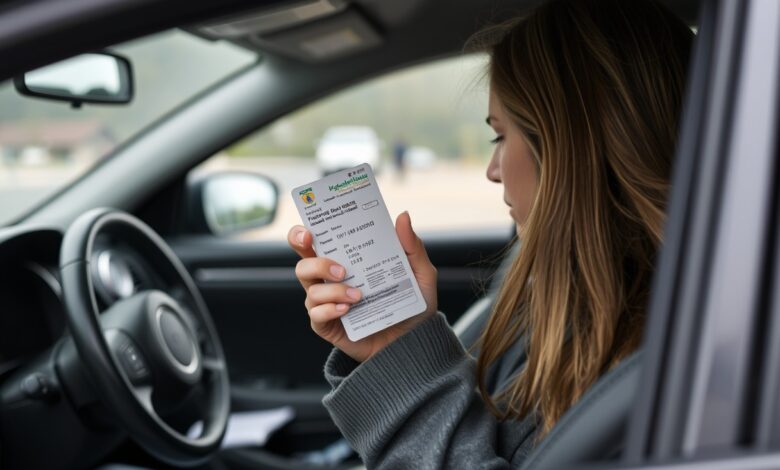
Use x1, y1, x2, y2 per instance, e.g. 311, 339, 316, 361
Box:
0, 30, 511, 238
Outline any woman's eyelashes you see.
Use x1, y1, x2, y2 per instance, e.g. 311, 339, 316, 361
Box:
490, 135, 504, 145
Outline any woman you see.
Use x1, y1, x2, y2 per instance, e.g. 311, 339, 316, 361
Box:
288, 0, 693, 467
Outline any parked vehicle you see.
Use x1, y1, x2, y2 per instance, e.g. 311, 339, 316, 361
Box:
405, 145, 436, 169
315, 126, 381, 175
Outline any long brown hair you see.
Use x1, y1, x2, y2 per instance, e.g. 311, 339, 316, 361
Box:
473, 0, 693, 435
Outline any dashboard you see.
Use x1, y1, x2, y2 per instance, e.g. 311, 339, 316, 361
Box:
0, 223, 192, 469
0, 229, 64, 376
0, 226, 156, 380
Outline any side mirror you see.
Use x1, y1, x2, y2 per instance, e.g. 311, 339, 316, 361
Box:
14, 52, 133, 107
187, 172, 280, 236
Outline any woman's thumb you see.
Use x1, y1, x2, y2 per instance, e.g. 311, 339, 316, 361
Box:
395, 211, 433, 275
395, 211, 438, 314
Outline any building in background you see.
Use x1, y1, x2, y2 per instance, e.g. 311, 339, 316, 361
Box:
0, 120, 115, 167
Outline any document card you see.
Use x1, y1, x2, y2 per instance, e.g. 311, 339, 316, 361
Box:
292, 163, 427, 341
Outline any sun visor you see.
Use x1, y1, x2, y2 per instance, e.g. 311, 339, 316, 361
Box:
192, 2, 382, 63
197, 0, 349, 38
248, 8, 383, 62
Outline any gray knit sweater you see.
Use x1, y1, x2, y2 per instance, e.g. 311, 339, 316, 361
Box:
322, 312, 538, 469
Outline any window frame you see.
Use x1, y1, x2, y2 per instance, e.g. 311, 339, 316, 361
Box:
622, 0, 780, 467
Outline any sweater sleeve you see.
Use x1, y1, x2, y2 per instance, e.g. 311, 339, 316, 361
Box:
322, 312, 538, 469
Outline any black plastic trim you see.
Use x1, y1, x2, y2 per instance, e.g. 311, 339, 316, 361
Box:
625, 0, 747, 461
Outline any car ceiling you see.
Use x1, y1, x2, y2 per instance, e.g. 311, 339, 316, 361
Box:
186, 0, 701, 64
0, 0, 700, 82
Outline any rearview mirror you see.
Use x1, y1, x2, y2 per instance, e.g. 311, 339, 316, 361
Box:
187, 172, 280, 236
14, 52, 133, 107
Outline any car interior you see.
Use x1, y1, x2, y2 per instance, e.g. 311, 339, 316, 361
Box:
0, 0, 714, 469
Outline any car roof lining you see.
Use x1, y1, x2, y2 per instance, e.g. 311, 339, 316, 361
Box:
0, 0, 288, 81
186, 0, 701, 64
0, 0, 701, 80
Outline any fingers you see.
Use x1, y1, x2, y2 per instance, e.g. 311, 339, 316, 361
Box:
287, 225, 317, 259
305, 282, 362, 310
309, 302, 351, 325
295, 256, 346, 290
303, 278, 362, 331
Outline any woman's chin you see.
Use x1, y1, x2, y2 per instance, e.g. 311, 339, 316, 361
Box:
507, 207, 526, 234
512, 219, 524, 236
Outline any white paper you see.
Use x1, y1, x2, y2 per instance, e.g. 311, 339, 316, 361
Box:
187, 406, 295, 449
292, 163, 427, 341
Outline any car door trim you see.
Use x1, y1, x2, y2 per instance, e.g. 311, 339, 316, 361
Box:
193, 266, 488, 285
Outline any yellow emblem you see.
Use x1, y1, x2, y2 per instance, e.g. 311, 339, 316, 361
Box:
300, 191, 315, 204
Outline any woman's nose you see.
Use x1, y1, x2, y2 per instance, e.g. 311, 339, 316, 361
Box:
486, 152, 501, 183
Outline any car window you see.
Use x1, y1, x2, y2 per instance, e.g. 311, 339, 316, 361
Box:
0, 30, 256, 226
193, 55, 511, 240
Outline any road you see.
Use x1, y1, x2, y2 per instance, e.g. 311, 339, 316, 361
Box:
1, 156, 511, 239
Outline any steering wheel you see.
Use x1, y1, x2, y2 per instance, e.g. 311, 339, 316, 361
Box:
59, 208, 230, 466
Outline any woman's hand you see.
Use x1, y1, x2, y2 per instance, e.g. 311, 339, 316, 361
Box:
288, 211, 438, 363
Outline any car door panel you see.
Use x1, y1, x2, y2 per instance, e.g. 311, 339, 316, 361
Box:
167, 229, 510, 460
168, 228, 512, 387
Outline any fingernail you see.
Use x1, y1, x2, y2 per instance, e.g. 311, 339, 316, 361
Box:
330, 265, 345, 279
295, 231, 305, 246
336, 303, 349, 312
346, 288, 361, 300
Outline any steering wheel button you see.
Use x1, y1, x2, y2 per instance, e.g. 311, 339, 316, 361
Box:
119, 343, 150, 381
21, 374, 42, 396
20, 373, 59, 401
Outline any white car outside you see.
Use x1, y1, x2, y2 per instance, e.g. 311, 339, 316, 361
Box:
405, 146, 436, 169
315, 126, 381, 174
19, 146, 51, 166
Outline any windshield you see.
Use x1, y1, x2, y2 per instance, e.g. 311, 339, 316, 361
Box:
0, 30, 256, 226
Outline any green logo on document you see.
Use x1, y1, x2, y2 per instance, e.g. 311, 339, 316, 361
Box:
299, 187, 315, 205
328, 174, 368, 192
